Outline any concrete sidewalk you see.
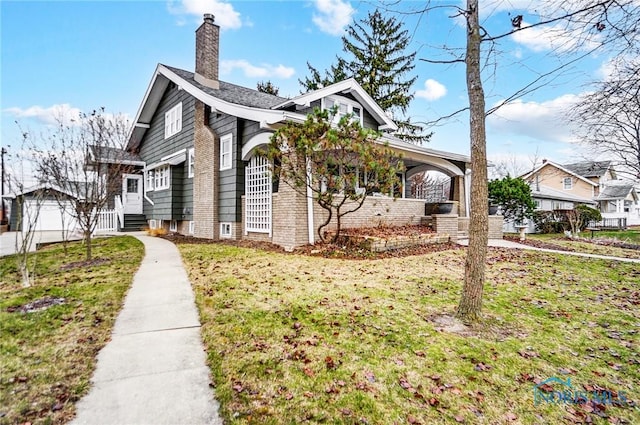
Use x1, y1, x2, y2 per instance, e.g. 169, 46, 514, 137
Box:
72, 234, 222, 425
457, 238, 640, 264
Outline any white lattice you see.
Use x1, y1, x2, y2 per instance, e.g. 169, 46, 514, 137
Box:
245, 155, 272, 235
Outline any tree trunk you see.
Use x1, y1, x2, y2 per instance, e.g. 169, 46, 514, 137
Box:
457, 0, 489, 324
84, 230, 92, 260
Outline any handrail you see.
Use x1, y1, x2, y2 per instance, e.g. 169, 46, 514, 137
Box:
114, 195, 125, 229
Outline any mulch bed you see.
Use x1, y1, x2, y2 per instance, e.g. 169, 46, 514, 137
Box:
59, 257, 111, 271
161, 225, 459, 260
6, 296, 66, 313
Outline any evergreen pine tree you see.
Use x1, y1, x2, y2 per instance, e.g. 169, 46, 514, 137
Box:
300, 9, 428, 143
257, 80, 280, 96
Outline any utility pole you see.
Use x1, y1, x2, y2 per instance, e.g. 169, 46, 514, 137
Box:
1, 147, 7, 228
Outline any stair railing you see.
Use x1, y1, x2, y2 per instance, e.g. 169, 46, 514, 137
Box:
114, 195, 125, 230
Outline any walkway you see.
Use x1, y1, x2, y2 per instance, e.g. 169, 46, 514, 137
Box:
457, 238, 640, 264
71, 234, 222, 425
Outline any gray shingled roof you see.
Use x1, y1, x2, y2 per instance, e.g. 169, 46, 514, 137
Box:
563, 161, 611, 178
90, 145, 141, 163
164, 65, 288, 109
597, 184, 634, 200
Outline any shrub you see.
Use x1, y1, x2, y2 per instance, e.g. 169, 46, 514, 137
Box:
533, 211, 566, 234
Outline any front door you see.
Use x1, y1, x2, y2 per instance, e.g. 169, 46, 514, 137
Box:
122, 174, 143, 214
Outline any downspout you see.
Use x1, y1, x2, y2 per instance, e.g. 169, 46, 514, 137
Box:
306, 158, 315, 244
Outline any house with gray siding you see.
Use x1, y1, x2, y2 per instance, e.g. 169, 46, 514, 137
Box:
105, 14, 476, 250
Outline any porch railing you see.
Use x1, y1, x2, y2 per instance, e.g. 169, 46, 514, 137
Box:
114, 195, 125, 229
95, 210, 118, 233
588, 217, 627, 230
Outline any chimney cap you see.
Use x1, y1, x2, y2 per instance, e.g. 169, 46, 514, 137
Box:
204, 14, 215, 23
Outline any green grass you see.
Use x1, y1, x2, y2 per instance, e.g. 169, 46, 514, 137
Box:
596, 229, 640, 244
0, 236, 144, 425
525, 232, 640, 259
180, 244, 640, 424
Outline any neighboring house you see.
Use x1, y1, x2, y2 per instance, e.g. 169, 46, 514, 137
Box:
7, 184, 79, 233
596, 182, 640, 225
101, 14, 479, 250
519, 159, 639, 231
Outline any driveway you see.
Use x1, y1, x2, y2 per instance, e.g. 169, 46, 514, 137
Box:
0, 231, 82, 257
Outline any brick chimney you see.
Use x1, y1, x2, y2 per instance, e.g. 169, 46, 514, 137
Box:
195, 14, 220, 90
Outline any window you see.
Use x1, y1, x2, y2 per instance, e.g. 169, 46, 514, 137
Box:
170, 220, 177, 232
563, 177, 573, 190
149, 219, 157, 229
164, 103, 182, 138
189, 221, 195, 235
220, 134, 232, 170
534, 199, 542, 209
220, 222, 232, 238
323, 96, 363, 125
245, 155, 272, 234
126, 178, 139, 193
188, 148, 195, 178
154, 165, 170, 190
145, 170, 154, 192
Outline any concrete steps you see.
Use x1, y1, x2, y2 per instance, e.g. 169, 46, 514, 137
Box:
122, 214, 147, 232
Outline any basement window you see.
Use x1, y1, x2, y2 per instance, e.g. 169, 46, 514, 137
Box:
220, 222, 232, 238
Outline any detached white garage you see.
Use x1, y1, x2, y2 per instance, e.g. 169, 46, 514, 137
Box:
24, 200, 78, 232
9, 184, 79, 233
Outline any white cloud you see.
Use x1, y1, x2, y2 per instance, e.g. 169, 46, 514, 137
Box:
5, 104, 132, 131
487, 94, 581, 143
167, 0, 242, 29
220, 60, 295, 79
511, 21, 600, 53
5, 104, 83, 127
415, 79, 447, 101
312, 0, 354, 36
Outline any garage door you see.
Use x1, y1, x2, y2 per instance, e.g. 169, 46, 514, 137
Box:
24, 200, 78, 232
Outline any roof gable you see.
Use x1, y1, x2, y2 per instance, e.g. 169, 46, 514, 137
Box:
521, 161, 598, 187
127, 64, 307, 151
273, 78, 398, 132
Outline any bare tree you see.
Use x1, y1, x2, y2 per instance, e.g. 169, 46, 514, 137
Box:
34, 108, 132, 260
6, 132, 44, 287
571, 58, 640, 179
387, 0, 639, 322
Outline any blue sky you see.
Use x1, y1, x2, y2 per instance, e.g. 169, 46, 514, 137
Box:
1, 0, 618, 174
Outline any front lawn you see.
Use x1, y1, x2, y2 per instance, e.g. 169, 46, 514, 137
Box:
0, 236, 144, 424
524, 233, 640, 259
180, 244, 640, 424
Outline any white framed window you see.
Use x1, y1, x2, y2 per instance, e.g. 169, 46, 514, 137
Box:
563, 177, 573, 190
145, 170, 154, 192
189, 221, 195, 235
245, 155, 272, 235
164, 103, 182, 139
154, 165, 170, 190
149, 219, 157, 229
158, 220, 164, 230
188, 148, 195, 178
220, 134, 232, 171
534, 199, 542, 209
220, 222, 232, 238
323, 96, 363, 125
170, 220, 177, 232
